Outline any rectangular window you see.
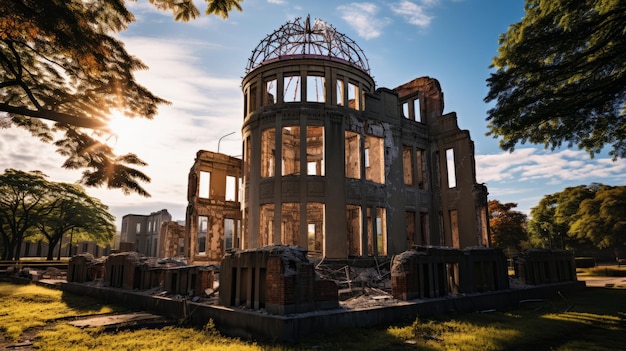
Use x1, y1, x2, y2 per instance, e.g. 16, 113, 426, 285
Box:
199, 171, 210, 198
265, 78, 277, 104
284, 75, 301, 102
307, 76, 325, 102
307, 203, 324, 253
282, 126, 301, 176
402, 102, 409, 118
403, 145, 414, 186
347, 82, 360, 110
306, 126, 324, 176
307, 223, 316, 252
249, 84, 257, 114
244, 136, 251, 180
198, 216, 208, 254
136, 222, 141, 233
226, 175, 237, 201
281, 203, 300, 245
416, 148, 426, 189
336, 79, 345, 106
345, 131, 361, 179
224, 218, 234, 250
406, 211, 417, 247
260, 204, 274, 246
413, 98, 422, 122
365, 135, 384, 183
261, 129, 275, 178
347, 205, 362, 256
446, 148, 456, 188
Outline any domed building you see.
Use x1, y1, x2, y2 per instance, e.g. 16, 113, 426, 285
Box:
186, 16, 489, 263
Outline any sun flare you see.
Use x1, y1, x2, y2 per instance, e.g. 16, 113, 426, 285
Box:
105, 110, 150, 155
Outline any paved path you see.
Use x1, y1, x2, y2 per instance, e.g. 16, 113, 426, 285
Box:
577, 275, 626, 288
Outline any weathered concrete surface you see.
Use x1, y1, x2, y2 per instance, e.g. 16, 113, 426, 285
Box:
59, 280, 586, 344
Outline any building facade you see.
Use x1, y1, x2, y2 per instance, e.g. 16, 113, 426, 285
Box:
186, 17, 489, 262
120, 209, 172, 257
185, 151, 242, 264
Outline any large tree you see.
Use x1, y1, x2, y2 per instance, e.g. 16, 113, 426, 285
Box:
488, 200, 528, 253
0, 169, 116, 260
0, 0, 243, 196
485, 0, 626, 159
0, 169, 50, 260
34, 182, 116, 260
569, 185, 626, 249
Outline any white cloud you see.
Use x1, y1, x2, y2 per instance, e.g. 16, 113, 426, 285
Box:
337, 3, 391, 40
390, 0, 435, 28
476, 148, 626, 184
267, 0, 287, 4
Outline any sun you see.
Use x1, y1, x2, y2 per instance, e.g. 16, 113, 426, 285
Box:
105, 109, 149, 155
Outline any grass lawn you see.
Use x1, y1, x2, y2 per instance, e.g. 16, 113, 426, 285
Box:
1, 281, 624, 350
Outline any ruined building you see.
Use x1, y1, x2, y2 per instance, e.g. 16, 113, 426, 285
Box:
186, 17, 489, 263
120, 209, 172, 257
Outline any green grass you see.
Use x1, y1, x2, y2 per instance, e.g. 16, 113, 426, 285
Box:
1, 281, 624, 350
577, 265, 626, 277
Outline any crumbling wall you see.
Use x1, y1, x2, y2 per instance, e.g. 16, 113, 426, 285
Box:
514, 249, 577, 285
219, 246, 338, 315
185, 150, 242, 264
391, 246, 509, 300
159, 221, 186, 258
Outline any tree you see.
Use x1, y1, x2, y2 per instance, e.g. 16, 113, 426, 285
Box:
570, 186, 626, 249
0, 0, 243, 196
527, 194, 569, 249
488, 200, 528, 253
484, 0, 626, 159
0, 169, 50, 260
34, 182, 116, 260
0, 169, 116, 260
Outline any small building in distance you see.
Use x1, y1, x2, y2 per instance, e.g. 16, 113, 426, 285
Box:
120, 209, 172, 257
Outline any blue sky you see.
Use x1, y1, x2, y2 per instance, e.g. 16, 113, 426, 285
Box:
1, 0, 625, 229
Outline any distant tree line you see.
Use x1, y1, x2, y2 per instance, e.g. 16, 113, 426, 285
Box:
0, 169, 116, 261
489, 184, 626, 257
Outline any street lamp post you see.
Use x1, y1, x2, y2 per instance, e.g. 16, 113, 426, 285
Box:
217, 131, 236, 153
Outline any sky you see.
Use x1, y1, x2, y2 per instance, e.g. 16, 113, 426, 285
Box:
1, 0, 625, 230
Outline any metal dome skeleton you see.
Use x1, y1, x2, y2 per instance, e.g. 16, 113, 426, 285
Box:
245, 16, 370, 74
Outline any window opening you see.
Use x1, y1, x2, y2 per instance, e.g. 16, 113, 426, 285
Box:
365, 135, 384, 183
402, 102, 409, 118
345, 131, 361, 179
347, 82, 360, 110
199, 171, 210, 198
244, 136, 251, 180
417, 148, 426, 189
198, 216, 208, 255
225, 218, 234, 250
284, 75, 301, 102
413, 98, 422, 122
265, 79, 277, 105
446, 148, 456, 188
336, 79, 345, 106
347, 205, 362, 256
281, 203, 299, 245
136, 223, 141, 233
226, 175, 237, 201
307, 76, 325, 103
249, 84, 257, 114
261, 129, 275, 178
260, 204, 274, 246
282, 126, 301, 176
306, 126, 324, 176
307, 203, 324, 253
403, 145, 414, 186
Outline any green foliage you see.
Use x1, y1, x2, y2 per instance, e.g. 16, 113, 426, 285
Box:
0, 169, 116, 260
1, 1, 245, 196
488, 200, 528, 252
485, 0, 626, 159
0, 0, 162, 196
529, 184, 626, 250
